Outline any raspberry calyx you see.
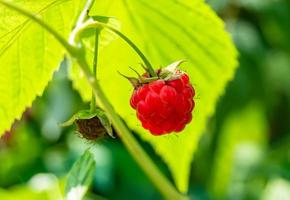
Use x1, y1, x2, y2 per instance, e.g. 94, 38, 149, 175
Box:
60, 109, 114, 140
128, 60, 195, 135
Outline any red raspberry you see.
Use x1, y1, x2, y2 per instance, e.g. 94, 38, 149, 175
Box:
130, 73, 195, 135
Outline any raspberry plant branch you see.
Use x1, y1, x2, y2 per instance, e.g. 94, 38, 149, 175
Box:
75, 0, 95, 27
0, 1, 188, 199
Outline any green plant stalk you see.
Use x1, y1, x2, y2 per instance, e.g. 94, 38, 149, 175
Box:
71, 20, 158, 77
0, 1, 188, 199
90, 30, 100, 113
75, 0, 95, 27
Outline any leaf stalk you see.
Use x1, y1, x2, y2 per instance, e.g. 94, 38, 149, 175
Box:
90, 29, 100, 113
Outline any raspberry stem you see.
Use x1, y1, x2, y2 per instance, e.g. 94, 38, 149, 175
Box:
75, 0, 95, 27
90, 29, 100, 113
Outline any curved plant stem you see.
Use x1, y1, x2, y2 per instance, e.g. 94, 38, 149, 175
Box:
71, 20, 158, 77
75, 0, 95, 27
101, 23, 157, 77
90, 30, 100, 113
0, 1, 188, 199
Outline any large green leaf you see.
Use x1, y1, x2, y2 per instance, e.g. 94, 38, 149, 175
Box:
0, 0, 84, 135
70, 0, 238, 192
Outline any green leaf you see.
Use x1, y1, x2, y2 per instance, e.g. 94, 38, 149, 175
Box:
0, 0, 85, 135
71, 0, 239, 192
65, 150, 96, 200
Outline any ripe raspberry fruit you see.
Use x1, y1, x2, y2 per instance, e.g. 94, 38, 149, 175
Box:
129, 61, 195, 135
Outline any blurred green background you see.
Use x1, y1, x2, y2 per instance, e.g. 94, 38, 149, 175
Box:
1, 0, 290, 199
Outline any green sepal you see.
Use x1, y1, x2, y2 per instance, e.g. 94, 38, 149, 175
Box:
60, 108, 114, 138
141, 77, 159, 83
118, 71, 141, 89
121, 60, 186, 89
159, 60, 186, 80
164, 60, 186, 72
119, 67, 159, 89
